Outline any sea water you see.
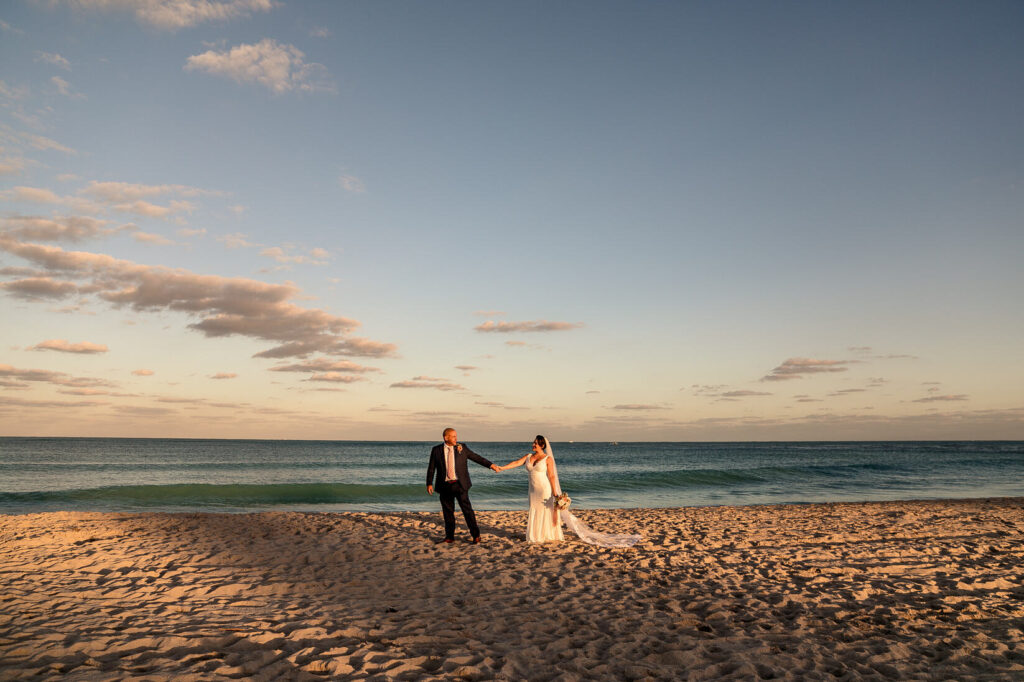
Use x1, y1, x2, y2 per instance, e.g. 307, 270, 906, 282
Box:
1, 438, 1022, 514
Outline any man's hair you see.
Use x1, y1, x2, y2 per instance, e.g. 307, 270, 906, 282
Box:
442, 427, 455, 438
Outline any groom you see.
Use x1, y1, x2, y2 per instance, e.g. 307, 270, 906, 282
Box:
426, 427, 499, 544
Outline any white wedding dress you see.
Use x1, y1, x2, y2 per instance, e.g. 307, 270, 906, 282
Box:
526, 455, 564, 543
524, 443, 643, 548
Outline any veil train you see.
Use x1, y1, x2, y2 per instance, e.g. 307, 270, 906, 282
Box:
544, 441, 642, 549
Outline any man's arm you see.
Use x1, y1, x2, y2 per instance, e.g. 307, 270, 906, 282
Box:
461, 443, 496, 470
426, 448, 436, 494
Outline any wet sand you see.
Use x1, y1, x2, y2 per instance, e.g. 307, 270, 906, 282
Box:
2, 498, 1023, 680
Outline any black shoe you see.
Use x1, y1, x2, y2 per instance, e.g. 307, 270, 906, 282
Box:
439, 538, 454, 544
471, 536, 481, 544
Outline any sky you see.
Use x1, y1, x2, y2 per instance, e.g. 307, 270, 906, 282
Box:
1, 0, 1022, 441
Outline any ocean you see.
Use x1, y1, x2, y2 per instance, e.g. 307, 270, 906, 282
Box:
1, 438, 1022, 514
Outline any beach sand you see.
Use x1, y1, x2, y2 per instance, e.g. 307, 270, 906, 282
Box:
2, 498, 1023, 680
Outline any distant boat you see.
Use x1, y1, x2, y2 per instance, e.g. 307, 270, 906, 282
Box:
610, 441, 618, 445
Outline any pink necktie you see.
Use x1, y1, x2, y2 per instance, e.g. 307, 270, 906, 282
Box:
445, 446, 456, 481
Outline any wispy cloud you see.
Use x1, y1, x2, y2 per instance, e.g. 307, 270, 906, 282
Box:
390, 376, 464, 392
1, 214, 122, 243
50, 76, 85, 99
339, 175, 365, 193
209, 372, 237, 379
308, 373, 366, 383
0, 363, 112, 388
133, 231, 175, 246
131, 369, 154, 376
28, 339, 108, 354
21, 132, 75, 155
0, 238, 397, 360
475, 401, 528, 410
217, 232, 256, 249
260, 245, 330, 265
761, 357, 855, 382
62, 0, 277, 30
475, 319, 583, 333
185, 39, 334, 94
611, 404, 671, 411
270, 358, 380, 374
913, 394, 969, 403
35, 52, 71, 70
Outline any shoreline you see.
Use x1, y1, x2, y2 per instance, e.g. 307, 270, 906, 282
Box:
3, 497, 1023, 679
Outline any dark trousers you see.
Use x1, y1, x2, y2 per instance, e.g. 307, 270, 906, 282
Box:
439, 480, 480, 540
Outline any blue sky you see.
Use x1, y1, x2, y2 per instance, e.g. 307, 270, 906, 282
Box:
1, 0, 1022, 440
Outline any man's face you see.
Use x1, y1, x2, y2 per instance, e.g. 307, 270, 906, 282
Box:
444, 430, 458, 446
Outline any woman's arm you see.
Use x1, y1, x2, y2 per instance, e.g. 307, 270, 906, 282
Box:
497, 454, 529, 472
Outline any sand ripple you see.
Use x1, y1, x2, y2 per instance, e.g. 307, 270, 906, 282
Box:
2, 498, 1023, 679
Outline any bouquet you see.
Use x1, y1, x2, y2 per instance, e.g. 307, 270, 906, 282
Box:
554, 492, 572, 510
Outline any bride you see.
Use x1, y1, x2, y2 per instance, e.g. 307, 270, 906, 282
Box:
496, 435, 642, 547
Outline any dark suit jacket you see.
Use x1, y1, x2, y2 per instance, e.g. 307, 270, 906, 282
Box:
427, 443, 493, 491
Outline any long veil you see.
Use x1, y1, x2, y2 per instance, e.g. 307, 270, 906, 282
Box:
545, 441, 642, 549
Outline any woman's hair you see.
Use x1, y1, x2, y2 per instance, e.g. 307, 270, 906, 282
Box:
534, 435, 547, 449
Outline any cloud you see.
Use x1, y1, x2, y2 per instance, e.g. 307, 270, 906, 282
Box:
210, 372, 237, 379
62, 0, 277, 30
829, 388, 867, 397
218, 232, 255, 249
475, 320, 583, 333
475, 401, 528, 410
0, 153, 27, 176
0, 277, 79, 299
79, 182, 211, 219
695, 387, 772, 398
2, 187, 103, 214
761, 357, 855, 382
611, 404, 671, 411
308, 372, 366, 383
0, 396, 108, 410
913, 394, 969, 403
28, 339, 108, 354
185, 39, 334, 94
455, 365, 478, 372
0, 238, 397, 360
270, 358, 379, 374
339, 175, 365, 193
51, 76, 84, 99
177, 227, 207, 238
133, 231, 175, 245
0, 363, 112, 388
35, 52, 71, 70
848, 346, 872, 353
131, 369, 155, 376
1, 215, 120, 243
310, 26, 331, 38
260, 245, 330, 265
390, 376, 464, 392
21, 133, 76, 155
84, 181, 213, 203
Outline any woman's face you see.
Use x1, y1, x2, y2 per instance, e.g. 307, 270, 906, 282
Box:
532, 441, 542, 453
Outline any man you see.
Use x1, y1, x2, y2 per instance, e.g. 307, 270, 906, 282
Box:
426, 427, 499, 544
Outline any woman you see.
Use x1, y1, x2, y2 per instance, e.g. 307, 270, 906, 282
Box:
497, 436, 642, 548
496, 435, 563, 543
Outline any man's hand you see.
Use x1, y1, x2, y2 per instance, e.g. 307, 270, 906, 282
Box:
491, 464, 501, 472
427, 485, 433, 495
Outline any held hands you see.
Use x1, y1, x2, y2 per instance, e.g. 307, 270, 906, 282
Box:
491, 464, 502, 472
